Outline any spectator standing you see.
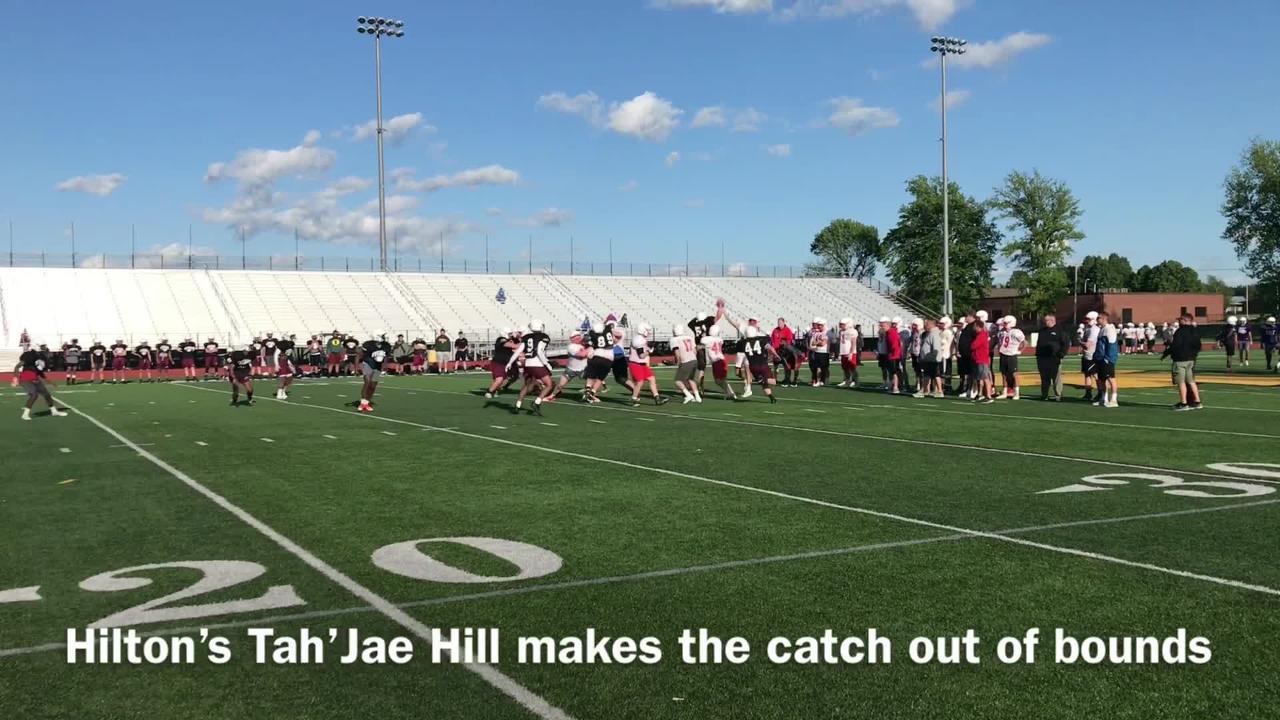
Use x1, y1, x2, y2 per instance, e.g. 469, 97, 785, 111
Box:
454, 332, 471, 370
1034, 315, 1069, 401
434, 329, 453, 374
1161, 313, 1203, 411
1262, 316, 1278, 371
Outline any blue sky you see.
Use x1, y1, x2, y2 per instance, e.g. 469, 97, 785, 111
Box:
1, 0, 1275, 281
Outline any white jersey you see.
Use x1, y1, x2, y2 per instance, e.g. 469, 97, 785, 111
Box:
672, 333, 698, 364
808, 330, 830, 355
1145, 326, 1156, 340
565, 342, 588, 372
1083, 325, 1100, 355
629, 336, 650, 365
998, 329, 1026, 356
838, 329, 859, 357
701, 335, 725, 363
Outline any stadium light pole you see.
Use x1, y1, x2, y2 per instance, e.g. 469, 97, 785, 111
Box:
931, 35, 965, 316
356, 16, 406, 272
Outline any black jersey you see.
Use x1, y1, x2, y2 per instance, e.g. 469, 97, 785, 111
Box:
455, 336, 469, 351
521, 332, 551, 367
89, 343, 107, 360
742, 336, 772, 365
588, 330, 612, 353
136, 344, 153, 359
228, 349, 253, 379
203, 341, 219, 354
343, 337, 360, 355
179, 341, 197, 359
361, 340, 392, 370
63, 343, 83, 362
18, 350, 48, 376
688, 317, 715, 341
493, 338, 515, 365
156, 342, 172, 358
263, 338, 278, 354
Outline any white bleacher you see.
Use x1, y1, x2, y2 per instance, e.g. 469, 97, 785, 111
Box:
0, 268, 914, 365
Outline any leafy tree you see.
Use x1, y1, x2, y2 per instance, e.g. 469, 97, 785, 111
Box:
990, 170, 1085, 315
1078, 253, 1133, 290
1223, 138, 1280, 285
805, 219, 881, 278
1203, 274, 1234, 304
881, 176, 1001, 312
1131, 260, 1202, 292
1005, 269, 1032, 290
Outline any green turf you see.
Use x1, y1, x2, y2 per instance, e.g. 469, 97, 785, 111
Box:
1, 367, 1277, 719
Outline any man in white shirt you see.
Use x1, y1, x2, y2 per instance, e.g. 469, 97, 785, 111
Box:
701, 325, 735, 400
628, 325, 669, 407
670, 324, 702, 404
1081, 311, 1101, 402
996, 315, 1027, 400
837, 318, 860, 388
937, 316, 955, 394
547, 329, 591, 403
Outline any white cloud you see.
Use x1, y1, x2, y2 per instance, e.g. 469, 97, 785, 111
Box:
316, 176, 372, 200
691, 106, 727, 128
352, 112, 433, 143
55, 173, 127, 197
619, 180, 640, 192
665, 151, 681, 168
608, 92, 683, 142
926, 31, 1052, 70
651, 0, 774, 13
486, 207, 506, 217
825, 97, 899, 135
515, 208, 575, 228
930, 89, 971, 112
395, 165, 521, 193
536, 92, 605, 126
205, 132, 336, 187
732, 107, 766, 133
765, 143, 792, 157
904, 0, 967, 30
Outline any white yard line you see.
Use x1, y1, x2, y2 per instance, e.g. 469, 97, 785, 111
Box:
56, 397, 574, 720
6, 496, 1277, 661
171, 384, 1280, 597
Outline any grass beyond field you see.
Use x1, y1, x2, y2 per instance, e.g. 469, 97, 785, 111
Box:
2, 357, 1278, 719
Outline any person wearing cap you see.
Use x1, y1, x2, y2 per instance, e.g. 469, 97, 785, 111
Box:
434, 329, 453, 374
1217, 317, 1238, 372
955, 314, 976, 397
836, 318, 860, 388
937, 316, 955, 394
995, 316, 1026, 400
1080, 311, 1102, 402
914, 318, 943, 398
886, 317, 904, 394
1161, 313, 1203, 411
875, 317, 892, 390
905, 318, 924, 393
1035, 315, 1069, 401
969, 314, 993, 403
1092, 312, 1121, 407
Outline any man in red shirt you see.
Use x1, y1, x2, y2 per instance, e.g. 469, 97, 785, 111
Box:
886, 317, 904, 394
970, 318, 994, 403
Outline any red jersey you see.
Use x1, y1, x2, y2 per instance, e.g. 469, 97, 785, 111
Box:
771, 326, 794, 350
886, 328, 903, 361
971, 328, 991, 364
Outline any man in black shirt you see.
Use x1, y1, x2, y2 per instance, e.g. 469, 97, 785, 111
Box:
16, 345, 68, 420
156, 338, 173, 380
740, 327, 780, 404
956, 315, 977, 397
356, 331, 392, 413
485, 329, 521, 399
687, 308, 724, 391
88, 340, 107, 383
1034, 315, 1069, 402
343, 334, 360, 376
179, 338, 199, 380
1162, 313, 1203, 410
227, 340, 256, 406
62, 339, 83, 385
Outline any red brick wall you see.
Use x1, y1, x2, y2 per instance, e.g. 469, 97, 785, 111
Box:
1059, 293, 1225, 325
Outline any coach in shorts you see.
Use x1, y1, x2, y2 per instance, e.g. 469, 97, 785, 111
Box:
1162, 313, 1203, 410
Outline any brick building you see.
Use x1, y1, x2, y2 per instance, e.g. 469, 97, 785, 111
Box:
977, 289, 1225, 326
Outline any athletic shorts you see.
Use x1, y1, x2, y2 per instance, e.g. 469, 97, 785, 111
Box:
158, 356, 171, 369
182, 357, 195, 368
695, 347, 708, 371
19, 378, 45, 397
957, 356, 972, 377
674, 360, 697, 382
612, 357, 630, 384
265, 354, 277, 368
809, 353, 830, 371
251, 356, 262, 367
138, 359, 152, 370
412, 354, 426, 367
711, 359, 727, 381
749, 363, 774, 382
204, 354, 219, 368
277, 367, 294, 378
1172, 360, 1196, 386
972, 363, 992, 380
841, 356, 857, 372
309, 354, 324, 366
490, 361, 507, 379
361, 364, 382, 382
92, 356, 105, 368
920, 360, 938, 379
436, 350, 453, 363
230, 373, 251, 387
562, 367, 585, 381
523, 365, 551, 382
585, 356, 612, 381
1080, 357, 1095, 376
112, 357, 126, 370
629, 362, 654, 383
998, 355, 1019, 376
327, 352, 344, 364
1095, 361, 1115, 381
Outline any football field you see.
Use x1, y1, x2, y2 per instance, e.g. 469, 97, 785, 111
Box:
3, 357, 1279, 719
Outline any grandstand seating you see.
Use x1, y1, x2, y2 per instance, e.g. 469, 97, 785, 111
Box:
0, 267, 915, 364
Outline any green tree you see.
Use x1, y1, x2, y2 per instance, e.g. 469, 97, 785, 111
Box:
1078, 253, 1133, 290
880, 176, 1001, 312
1131, 260, 1202, 292
990, 170, 1085, 315
1203, 274, 1234, 304
805, 219, 881, 278
1005, 269, 1032, 290
1223, 138, 1280, 285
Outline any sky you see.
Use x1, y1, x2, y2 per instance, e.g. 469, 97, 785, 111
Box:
1, 0, 1276, 282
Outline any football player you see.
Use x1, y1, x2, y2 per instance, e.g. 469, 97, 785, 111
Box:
740, 327, 779, 403
701, 325, 735, 400
179, 337, 199, 380
837, 319, 859, 388
110, 339, 129, 383
547, 329, 591, 402
136, 340, 155, 382
275, 342, 296, 400
227, 340, 255, 406
582, 321, 615, 402
203, 337, 221, 380
156, 338, 173, 380
514, 320, 554, 414
485, 328, 521, 399
15, 343, 68, 420
670, 323, 702, 404
62, 338, 83, 385
88, 339, 107, 383
356, 331, 393, 413
628, 324, 669, 407
808, 317, 831, 387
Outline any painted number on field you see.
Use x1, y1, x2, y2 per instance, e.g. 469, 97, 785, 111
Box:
80, 561, 306, 628
1040, 463, 1278, 499
372, 537, 563, 584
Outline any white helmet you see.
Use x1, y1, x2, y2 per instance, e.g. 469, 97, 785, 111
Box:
911, 318, 923, 328
1227, 316, 1238, 325
938, 316, 951, 326
1006, 316, 1018, 328
745, 326, 761, 339
1085, 311, 1099, 321
591, 321, 604, 334
696, 311, 709, 322
891, 316, 902, 325
878, 316, 890, 323
1269, 317, 1277, 323
709, 325, 722, 337
638, 323, 652, 337
975, 310, 989, 321
528, 319, 545, 333
812, 316, 823, 326
671, 324, 683, 338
